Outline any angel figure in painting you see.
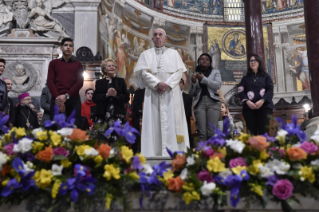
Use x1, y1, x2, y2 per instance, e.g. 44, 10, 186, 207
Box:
28, 0, 68, 36
114, 30, 126, 79
289, 47, 310, 90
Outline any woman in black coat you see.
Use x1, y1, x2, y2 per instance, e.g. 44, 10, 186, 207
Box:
93, 58, 129, 141
238, 54, 274, 135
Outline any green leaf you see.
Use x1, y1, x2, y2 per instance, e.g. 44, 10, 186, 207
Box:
53, 155, 67, 161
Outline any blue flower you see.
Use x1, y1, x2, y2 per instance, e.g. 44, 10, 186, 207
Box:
207, 138, 226, 146
152, 161, 169, 177
104, 120, 139, 144
166, 147, 174, 158
1, 178, 21, 197
11, 157, 36, 191
44, 105, 75, 128
263, 133, 276, 142
266, 175, 278, 186
195, 141, 210, 151
132, 156, 143, 170
0, 112, 9, 134
239, 170, 250, 181
230, 186, 240, 207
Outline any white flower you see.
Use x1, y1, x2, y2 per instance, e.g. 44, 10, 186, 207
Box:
32, 128, 43, 139
277, 129, 288, 137
84, 148, 98, 157
57, 128, 73, 136
109, 148, 118, 158
225, 139, 245, 153
186, 156, 195, 166
311, 125, 319, 144
293, 163, 303, 169
51, 164, 63, 176
179, 168, 188, 180
258, 164, 274, 178
200, 181, 216, 196
13, 138, 33, 153
142, 164, 153, 175
23, 163, 34, 174
0, 152, 8, 171
218, 168, 232, 179
311, 159, 319, 166
266, 159, 290, 175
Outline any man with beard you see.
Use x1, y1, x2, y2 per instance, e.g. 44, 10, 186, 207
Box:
12, 92, 39, 129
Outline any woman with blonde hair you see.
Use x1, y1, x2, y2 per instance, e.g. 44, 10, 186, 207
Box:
93, 58, 129, 141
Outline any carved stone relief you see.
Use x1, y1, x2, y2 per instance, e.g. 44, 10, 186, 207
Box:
12, 0, 29, 29
2, 61, 38, 94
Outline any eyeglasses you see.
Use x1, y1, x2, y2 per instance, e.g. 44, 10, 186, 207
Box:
249, 59, 257, 63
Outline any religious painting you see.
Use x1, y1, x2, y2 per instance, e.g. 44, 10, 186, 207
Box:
102, 0, 114, 13
175, 47, 195, 91
164, 22, 189, 46
122, 4, 152, 35
204, 24, 275, 85
262, 0, 303, 14
164, 0, 224, 15
286, 46, 309, 91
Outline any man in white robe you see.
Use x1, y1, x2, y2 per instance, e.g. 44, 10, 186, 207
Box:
133, 28, 190, 157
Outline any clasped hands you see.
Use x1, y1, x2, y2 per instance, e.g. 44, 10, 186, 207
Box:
107, 88, 117, 97
157, 82, 169, 94
247, 99, 264, 110
191, 72, 204, 83
55, 95, 67, 113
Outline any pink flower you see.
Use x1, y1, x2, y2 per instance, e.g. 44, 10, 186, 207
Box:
272, 179, 294, 200
205, 149, 214, 157
229, 157, 247, 168
299, 142, 318, 154
53, 147, 69, 157
196, 170, 215, 183
269, 147, 284, 158
3, 143, 14, 156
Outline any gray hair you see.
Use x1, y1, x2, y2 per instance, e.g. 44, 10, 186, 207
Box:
154, 28, 166, 37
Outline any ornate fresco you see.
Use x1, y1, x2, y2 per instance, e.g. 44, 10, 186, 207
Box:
204, 24, 275, 85
164, 0, 224, 15
262, 0, 303, 13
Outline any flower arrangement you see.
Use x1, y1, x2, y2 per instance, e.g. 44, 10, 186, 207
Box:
1, 108, 319, 212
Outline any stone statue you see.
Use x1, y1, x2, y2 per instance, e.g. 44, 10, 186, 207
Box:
28, 0, 68, 36
0, 0, 13, 28
13, 64, 29, 86
12, 0, 30, 28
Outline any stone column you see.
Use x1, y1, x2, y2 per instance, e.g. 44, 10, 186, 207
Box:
70, 0, 100, 54
243, 0, 265, 66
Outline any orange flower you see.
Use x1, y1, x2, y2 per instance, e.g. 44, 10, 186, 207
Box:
287, 147, 307, 161
1, 165, 11, 176
168, 176, 184, 192
248, 136, 270, 152
68, 129, 88, 141
172, 154, 186, 172
36, 146, 53, 163
210, 152, 225, 160
99, 143, 112, 159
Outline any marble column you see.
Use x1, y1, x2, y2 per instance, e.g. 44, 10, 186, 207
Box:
70, 0, 100, 54
304, 1, 319, 118
243, 0, 265, 66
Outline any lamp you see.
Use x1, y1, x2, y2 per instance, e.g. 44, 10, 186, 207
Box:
303, 103, 310, 120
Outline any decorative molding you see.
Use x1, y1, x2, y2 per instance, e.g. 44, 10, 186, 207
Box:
76, 46, 102, 61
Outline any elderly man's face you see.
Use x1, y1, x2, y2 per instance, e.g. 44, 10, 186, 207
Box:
20, 97, 32, 107
152, 29, 167, 48
4, 79, 12, 92
37, 111, 43, 120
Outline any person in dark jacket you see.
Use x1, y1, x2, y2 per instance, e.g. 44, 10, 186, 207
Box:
3, 78, 14, 128
131, 88, 145, 153
93, 58, 129, 142
238, 54, 274, 135
13, 93, 39, 129
40, 83, 52, 125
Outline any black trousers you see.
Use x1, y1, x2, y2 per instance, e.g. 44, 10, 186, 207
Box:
50, 96, 81, 121
243, 107, 273, 135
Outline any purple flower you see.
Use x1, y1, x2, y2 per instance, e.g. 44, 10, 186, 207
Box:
0, 113, 9, 134
195, 141, 209, 151
207, 138, 226, 146
132, 156, 143, 170
205, 149, 214, 157
45, 105, 75, 128
266, 175, 278, 186
263, 133, 276, 142
299, 141, 318, 154
209, 123, 225, 139
272, 179, 294, 200
3, 143, 14, 155
196, 170, 214, 183
152, 161, 168, 177
1, 178, 20, 197
105, 121, 139, 144
268, 147, 284, 158
230, 186, 240, 207
229, 157, 247, 168
166, 147, 174, 158
53, 147, 69, 157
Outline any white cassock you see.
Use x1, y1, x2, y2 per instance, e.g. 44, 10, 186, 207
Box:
133, 47, 190, 157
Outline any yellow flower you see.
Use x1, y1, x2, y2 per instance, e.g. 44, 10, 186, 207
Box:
94, 155, 103, 164
260, 150, 270, 161
238, 132, 250, 143
1, 179, 8, 186
249, 183, 263, 197
231, 166, 247, 176
0, 140, 2, 149
129, 172, 140, 180
247, 160, 264, 176
137, 153, 146, 165
61, 159, 72, 168
182, 182, 195, 191
14, 127, 26, 138
182, 191, 201, 204
300, 166, 315, 183
120, 146, 133, 163
217, 147, 227, 156
206, 157, 226, 173
32, 142, 44, 153
76, 145, 91, 156
163, 169, 174, 180
52, 180, 62, 199
103, 164, 120, 181
50, 131, 62, 146
36, 131, 48, 141
105, 194, 113, 210
33, 169, 53, 189
276, 135, 286, 145
4, 132, 11, 141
